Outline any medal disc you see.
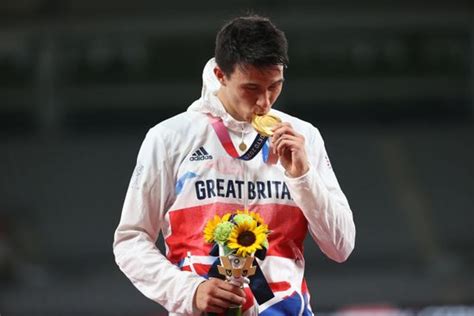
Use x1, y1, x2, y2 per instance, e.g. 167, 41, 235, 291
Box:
239, 142, 247, 151
251, 114, 282, 137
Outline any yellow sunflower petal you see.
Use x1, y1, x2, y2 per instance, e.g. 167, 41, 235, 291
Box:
227, 220, 267, 257
250, 211, 265, 226
203, 215, 221, 243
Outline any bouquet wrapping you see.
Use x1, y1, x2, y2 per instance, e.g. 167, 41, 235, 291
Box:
203, 210, 274, 315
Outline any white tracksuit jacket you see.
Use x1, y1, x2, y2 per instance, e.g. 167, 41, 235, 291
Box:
113, 58, 356, 315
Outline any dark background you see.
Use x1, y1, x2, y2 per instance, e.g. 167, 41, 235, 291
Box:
0, 1, 473, 315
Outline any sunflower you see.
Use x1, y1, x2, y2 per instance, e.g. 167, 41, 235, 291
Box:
227, 220, 269, 257
203, 215, 221, 243
249, 211, 265, 226
221, 213, 231, 222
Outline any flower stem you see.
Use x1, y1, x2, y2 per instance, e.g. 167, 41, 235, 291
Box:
206, 306, 241, 316
225, 306, 242, 316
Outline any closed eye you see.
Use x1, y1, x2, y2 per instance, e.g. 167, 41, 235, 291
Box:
268, 84, 281, 91
269, 80, 284, 91
244, 85, 259, 91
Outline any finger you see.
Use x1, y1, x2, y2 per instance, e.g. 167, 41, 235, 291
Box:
277, 132, 304, 146
272, 122, 295, 136
272, 121, 292, 131
216, 280, 247, 297
275, 138, 303, 157
271, 125, 302, 148
205, 305, 226, 313
274, 136, 292, 156
213, 288, 246, 305
207, 297, 235, 311
273, 134, 301, 152
272, 128, 296, 142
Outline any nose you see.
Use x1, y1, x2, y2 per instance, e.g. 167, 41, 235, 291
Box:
256, 91, 271, 111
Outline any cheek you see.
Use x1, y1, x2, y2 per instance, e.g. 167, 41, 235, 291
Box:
239, 91, 258, 107
270, 89, 282, 103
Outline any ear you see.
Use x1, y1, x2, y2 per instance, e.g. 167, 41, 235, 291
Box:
214, 66, 227, 86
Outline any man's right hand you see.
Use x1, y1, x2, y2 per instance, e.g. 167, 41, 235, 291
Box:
194, 278, 247, 313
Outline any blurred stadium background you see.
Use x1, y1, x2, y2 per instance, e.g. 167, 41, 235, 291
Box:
0, 0, 473, 315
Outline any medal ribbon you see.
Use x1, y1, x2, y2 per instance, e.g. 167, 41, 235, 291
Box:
209, 115, 278, 163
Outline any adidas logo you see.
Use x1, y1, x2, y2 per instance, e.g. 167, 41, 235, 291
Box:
190, 146, 213, 161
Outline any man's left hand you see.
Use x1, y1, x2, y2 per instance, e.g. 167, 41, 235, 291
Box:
271, 122, 309, 177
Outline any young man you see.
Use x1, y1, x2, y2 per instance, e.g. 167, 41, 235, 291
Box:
113, 15, 355, 315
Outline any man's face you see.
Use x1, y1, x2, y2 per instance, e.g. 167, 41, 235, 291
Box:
215, 63, 284, 122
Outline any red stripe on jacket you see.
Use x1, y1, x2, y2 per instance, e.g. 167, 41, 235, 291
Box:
165, 202, 308, 264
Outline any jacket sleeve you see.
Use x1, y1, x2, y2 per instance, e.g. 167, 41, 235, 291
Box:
285, 126, 355, 262
113, 128, 205, 314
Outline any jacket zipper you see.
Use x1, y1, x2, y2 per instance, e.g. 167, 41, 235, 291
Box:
242, 157, 248, 209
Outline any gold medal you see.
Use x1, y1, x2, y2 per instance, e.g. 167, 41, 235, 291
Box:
251, 113, 282, 137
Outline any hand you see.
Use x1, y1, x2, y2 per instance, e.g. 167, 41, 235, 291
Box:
271, 122, 310, 177
194, 278, 247, 313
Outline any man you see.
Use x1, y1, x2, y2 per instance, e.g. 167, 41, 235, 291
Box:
113, 15, 355, 315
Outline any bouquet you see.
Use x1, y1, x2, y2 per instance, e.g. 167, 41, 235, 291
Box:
203, 210, 271, 315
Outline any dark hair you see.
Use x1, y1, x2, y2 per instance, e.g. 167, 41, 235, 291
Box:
215, 15, 289, 76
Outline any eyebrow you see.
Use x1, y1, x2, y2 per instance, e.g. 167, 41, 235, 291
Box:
243, 78, 285, 87
271, 78, 285, 85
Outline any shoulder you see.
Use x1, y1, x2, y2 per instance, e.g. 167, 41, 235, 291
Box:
147, 110, 205, 141
137, 110, 206, 165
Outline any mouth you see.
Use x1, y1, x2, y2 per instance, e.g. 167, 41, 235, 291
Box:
250, 108, 270, 122
253, 109, 270, 117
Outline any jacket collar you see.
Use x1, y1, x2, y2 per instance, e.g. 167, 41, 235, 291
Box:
187, 58, 254, 134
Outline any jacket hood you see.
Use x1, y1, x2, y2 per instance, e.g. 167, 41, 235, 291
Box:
187, 58, 254, 133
